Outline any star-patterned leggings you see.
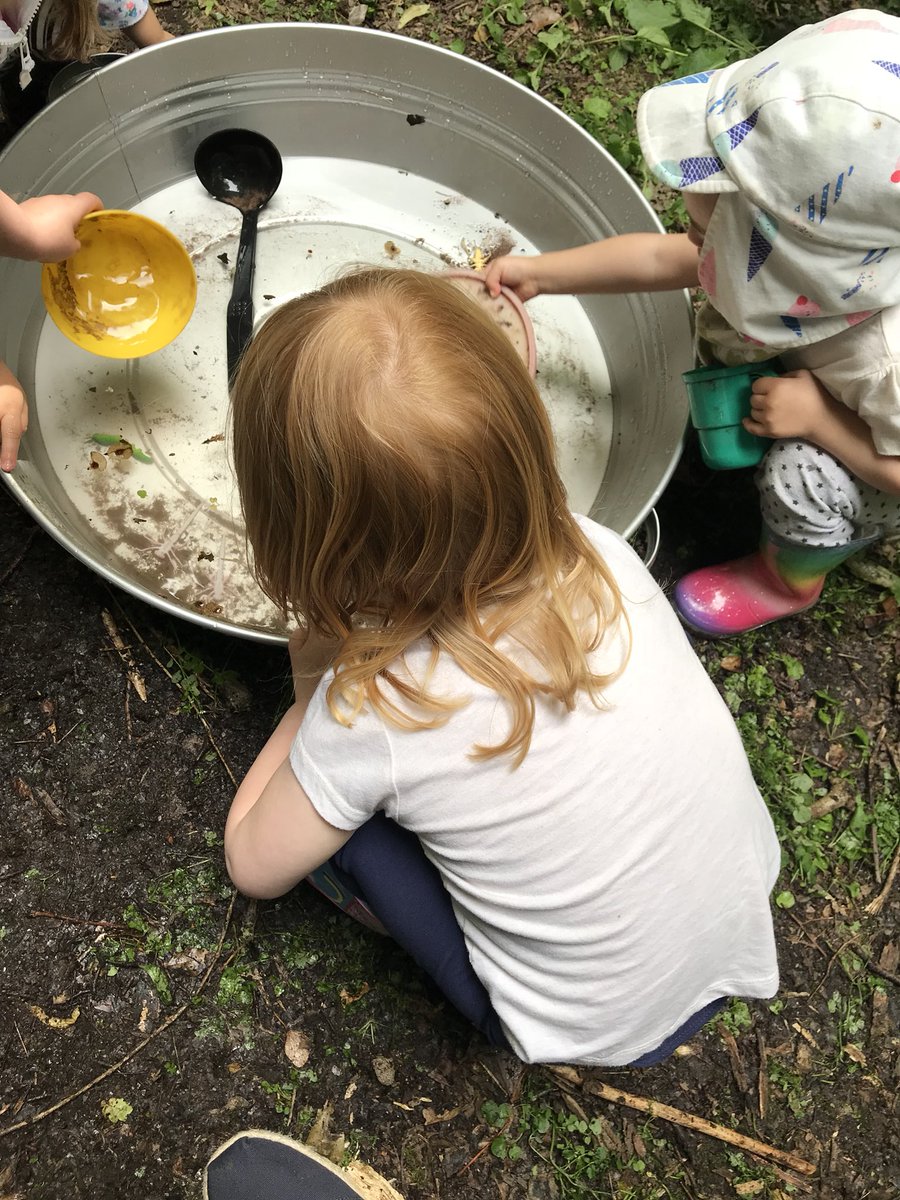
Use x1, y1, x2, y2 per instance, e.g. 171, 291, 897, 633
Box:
757, 440, 900, 548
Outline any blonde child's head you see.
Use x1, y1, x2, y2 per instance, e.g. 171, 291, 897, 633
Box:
42, 0, 102, 60
232, 267, 626, 763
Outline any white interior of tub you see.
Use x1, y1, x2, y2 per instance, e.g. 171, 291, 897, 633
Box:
34, 156, 613, 634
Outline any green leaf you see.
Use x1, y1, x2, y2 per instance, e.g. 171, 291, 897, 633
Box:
101, 1097, 133, 1123
678, 45, 727, 74
789, 772, 815, 794
608, 46, 629, 70
622, 0, 681, 31
143, 963, 172, 1004
775, 890, 795, 909
448, 36, 465, 52
537, 26, 567, 51
583, 94, 612, 121
676, 0, 710, 28
636, 24, 671, 48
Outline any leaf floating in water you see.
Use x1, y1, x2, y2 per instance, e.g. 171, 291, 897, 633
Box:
202, 434, 225, 444
92, 433, 151, 463
217, 252, 229, 265
88, 451, 107, 472
405, 112, 426, 126
137, 489, 148, 499
384, 240, 401, 260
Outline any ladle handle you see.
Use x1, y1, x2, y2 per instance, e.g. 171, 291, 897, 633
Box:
227, 208, 259, 383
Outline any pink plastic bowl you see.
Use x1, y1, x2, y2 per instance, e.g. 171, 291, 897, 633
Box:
444, 269, 537, 378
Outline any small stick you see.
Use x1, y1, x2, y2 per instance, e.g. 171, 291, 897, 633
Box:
111, 601, 238, 788
0, 527, 38, 589
0, 892, 236, 1139
871, 822, 882, 885
32, 786, 67, 828
866, 844, 900, 916
863, 957, 900, 988
576, 1077, 816, 1176
30, 910, 130, 931
100, 609, 147, 702
717, 1021, 749, 1095
756, 1030, 769, 1121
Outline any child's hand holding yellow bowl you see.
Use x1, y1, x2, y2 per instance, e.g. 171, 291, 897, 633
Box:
41, 210, 197, 358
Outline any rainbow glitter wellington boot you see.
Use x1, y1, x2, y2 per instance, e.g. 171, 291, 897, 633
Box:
674, 528, 869, 638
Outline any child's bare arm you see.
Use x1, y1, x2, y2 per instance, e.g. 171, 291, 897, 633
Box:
483, 233, 700, 301
124, 6, 174, 47
224, 704, 350, 899
0, 189, 101, 262
0, 360, 27, 473
746, 370, 900, 495
224, 629, 346, 898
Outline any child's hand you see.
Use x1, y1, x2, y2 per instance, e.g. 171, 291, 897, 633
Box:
2, 192, 103, 262
484, 255, 544, 302
744, 370, 833, 441
0, 366, 28, 472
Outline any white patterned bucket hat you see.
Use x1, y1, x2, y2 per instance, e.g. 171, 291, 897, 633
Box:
637, 9, 900, 349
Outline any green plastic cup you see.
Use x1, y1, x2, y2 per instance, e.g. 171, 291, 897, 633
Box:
683, 361, 780, 470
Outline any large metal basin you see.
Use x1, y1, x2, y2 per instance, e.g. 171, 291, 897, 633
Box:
0, 25, 692, 642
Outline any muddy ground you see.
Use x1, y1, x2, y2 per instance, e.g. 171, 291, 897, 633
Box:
1, 3, 900, 1199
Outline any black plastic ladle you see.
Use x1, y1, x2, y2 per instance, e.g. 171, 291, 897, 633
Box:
194, 129, 283, 382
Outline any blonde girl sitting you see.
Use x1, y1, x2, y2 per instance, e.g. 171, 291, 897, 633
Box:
224, 267, 781, 1066
0, 0, 172, 129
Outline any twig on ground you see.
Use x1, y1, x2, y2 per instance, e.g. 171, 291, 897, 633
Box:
0, 891, 236, 1139
110, 600, 238, 788
29, 910, 130, 931
866, 844, 900, 916
863, 957, 900, 988
871, 822, 882, 885
716, 1022, 749, 1095
100, 609, 147, 702
548, 1069, 816, 1177
756, 1030, 768, 1121
0, 527, 38, 589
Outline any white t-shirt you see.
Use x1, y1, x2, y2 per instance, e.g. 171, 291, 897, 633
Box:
290, 517, 781, 1065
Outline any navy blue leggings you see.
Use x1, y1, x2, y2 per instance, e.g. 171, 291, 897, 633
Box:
329, 813, 724, 1064
331, 813, 510, 1047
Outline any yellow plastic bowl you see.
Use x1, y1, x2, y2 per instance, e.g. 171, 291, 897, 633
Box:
41, 210, 197, 358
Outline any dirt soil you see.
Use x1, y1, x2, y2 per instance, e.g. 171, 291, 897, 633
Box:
1, 4, 899, 1199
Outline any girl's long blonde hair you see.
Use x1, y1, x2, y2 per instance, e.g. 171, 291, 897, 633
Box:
232, 267, 628, 765
41, 0, 102, 60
